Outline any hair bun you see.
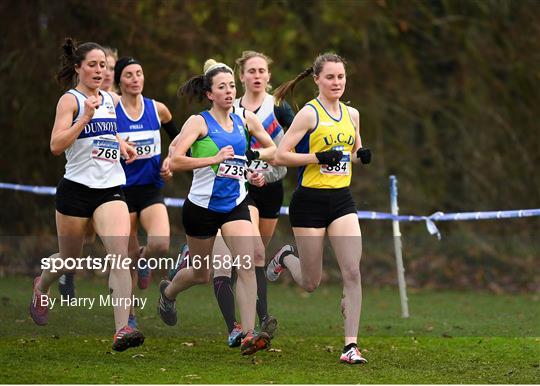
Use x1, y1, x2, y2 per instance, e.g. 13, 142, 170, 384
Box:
203, 59, 218, 73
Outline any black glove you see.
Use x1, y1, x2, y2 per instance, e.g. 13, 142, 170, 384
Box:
245, 149, 260, 163
356, 148, 371, 164
315, 150, 343, 167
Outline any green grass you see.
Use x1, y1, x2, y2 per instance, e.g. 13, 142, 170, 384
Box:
0, 276, 538, 383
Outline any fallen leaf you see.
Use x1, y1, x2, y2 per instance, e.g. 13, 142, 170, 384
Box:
132, 354, 144, 358
182, 342, 194, 347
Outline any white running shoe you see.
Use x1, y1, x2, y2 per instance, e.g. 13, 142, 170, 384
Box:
265, 245, 295, 282
340, 346, 368, 364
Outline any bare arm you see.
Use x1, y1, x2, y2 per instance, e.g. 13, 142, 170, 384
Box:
347, 106, 371, 164
169, 115, 234, 172
156, 101, 173, 123
50, 94, 94, 156
274, 106, 319, 167
245, 110, 276, 161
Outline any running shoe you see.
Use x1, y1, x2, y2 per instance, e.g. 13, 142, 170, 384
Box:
227, 322, 244, 348
168, 243, 190, 281
137, 246, 151, 289
266, 245, 295, 282
30, 276, 49, 326
157, 280, 177, 326
128, 314, 138, 329
340, 345, 368, 364
112, 325, 145, 352
260, 315, 278, 339
58, 272, 76, 299
240, 331, 270, 355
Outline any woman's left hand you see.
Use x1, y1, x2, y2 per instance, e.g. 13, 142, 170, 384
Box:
120, 139, 137, 164
248, 170, 265, 187
160, 157, 173, 181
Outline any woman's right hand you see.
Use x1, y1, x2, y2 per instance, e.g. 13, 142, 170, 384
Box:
213, 145, 235, 164
82, 95, 99, 121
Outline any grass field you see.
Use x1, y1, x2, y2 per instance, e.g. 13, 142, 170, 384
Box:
0, 276, 538, 383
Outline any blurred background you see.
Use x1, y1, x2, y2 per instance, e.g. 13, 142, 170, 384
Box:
1, 0, 538, 292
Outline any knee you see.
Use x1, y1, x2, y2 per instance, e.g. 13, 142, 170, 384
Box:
342, 267, 361, 286
303, 281, 320, 293
147, 239, 169, 257
253, 247, 265, 266
192, 269, 211, 284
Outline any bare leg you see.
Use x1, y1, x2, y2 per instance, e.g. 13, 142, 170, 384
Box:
39, 212, 89, 292
328, 214, 363, 346
165, 235, 214, 298
285, 227, 326, 293
221, 219, 256, 333
258, 217, 278, 248
93, 201, 132, 332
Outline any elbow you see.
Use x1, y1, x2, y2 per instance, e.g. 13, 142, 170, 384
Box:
169, 155, 189, 172
50, 142, 62, 156
274, 151, 287, 166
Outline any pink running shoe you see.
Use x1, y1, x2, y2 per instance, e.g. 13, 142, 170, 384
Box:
340, 345, 368, 364
30, 276, 49, 326
112, 325, 145, 352
265, 245, 295, 282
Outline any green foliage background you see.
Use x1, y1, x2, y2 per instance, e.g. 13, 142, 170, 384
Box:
1, 0, 538, 290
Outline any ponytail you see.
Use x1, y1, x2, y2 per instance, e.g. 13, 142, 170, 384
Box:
273, 66, 314, 108
274, 52, 347, 108
55, 38, 105, 91
178, 58, 234, 103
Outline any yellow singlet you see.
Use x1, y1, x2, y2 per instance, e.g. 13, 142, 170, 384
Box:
295, 98, 356, 189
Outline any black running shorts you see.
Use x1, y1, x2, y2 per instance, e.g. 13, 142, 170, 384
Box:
122, 184, 165, 214
246, 180, 284, 219
289, 186, 357, 228
182, 198, 251, 238
55, 178, 125, 218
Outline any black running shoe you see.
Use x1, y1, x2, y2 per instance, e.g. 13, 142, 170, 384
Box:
58, 273, 75, 299
157, 280, 177, 326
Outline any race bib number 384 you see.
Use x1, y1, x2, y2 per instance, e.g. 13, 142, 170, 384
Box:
320, 151, 350, 175
217, 157, 246, 180
91, 139, 120, 163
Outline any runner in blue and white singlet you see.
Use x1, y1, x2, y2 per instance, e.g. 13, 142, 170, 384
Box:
30, 40, 143, 353
207, 52, 295, 348
157, 59, 276, 356
64, 89, 125, 188
187, 110, 248, 212
113, 57, 179, 328
116, 95, 164, 189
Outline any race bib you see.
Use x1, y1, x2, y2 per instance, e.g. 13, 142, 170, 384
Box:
133, 138, 156, 159
320, 151, 350, 175
250, 159, 269, 172
91, 139, 120, 163
217, 156, 246, 180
